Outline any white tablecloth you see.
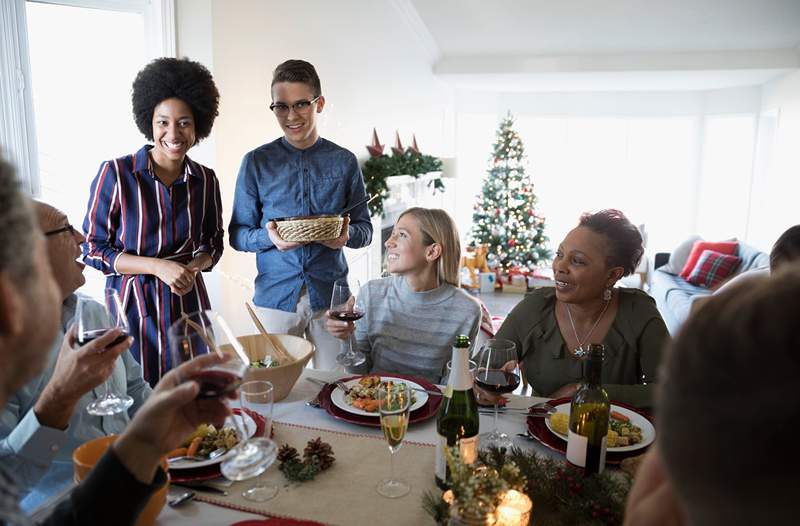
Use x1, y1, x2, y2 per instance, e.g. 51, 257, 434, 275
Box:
155, 368, 555, 526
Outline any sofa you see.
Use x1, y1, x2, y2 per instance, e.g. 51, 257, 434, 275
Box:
650, 240, 769, 334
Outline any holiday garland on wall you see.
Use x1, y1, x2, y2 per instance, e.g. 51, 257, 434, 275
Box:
469, 113, 551, 271
362, 129, 444, 217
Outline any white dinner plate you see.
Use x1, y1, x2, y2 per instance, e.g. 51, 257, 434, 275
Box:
169, 413, 257, 469
330, 376, 429, 417
544, 402, 656, 453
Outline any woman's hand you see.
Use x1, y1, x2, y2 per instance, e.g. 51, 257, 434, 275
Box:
267, 221, 305, 252
187, 253, 212, 273
325, 309, 355, 340
550, 383, 579, 399
153, 259, 196, 296
113, 352, 234, 484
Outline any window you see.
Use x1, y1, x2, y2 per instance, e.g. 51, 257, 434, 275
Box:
20, 0, 174, 298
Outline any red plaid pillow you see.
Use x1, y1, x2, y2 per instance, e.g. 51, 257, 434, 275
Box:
686, 249, 742, 289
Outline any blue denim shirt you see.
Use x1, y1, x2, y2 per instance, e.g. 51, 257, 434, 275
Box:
229, 137, 373, 312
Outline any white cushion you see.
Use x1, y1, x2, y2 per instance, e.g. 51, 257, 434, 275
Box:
661, 235, 702, 275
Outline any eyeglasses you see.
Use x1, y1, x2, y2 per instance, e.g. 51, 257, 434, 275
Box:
269, 96, 320, 116
45, 223, 78, 237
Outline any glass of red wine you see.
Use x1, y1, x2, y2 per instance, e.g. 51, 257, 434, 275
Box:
76, 289, 134, 416
473, 338, 519, 450
329, 278, 366, 368
168, 310, 249, 400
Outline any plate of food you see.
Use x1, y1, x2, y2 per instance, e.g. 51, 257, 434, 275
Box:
543, 402, 655, 453
329, 375, 428, 417
167, 412, 258, 470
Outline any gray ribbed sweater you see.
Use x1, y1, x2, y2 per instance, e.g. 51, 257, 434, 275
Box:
351, 276, 482, 383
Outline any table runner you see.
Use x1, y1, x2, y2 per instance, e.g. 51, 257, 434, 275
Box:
193, 422, 438, 526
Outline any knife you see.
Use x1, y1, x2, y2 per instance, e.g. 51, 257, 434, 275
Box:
172, 482, 229, 496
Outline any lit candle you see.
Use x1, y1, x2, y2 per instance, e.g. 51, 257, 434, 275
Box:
494, 490, 532, 526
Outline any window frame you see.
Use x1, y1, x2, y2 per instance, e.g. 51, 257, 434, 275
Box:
0, 0, 175, 195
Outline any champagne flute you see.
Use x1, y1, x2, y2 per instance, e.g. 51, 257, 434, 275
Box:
376, 382, 411, 498
329, 278, 366, 367
76, 289, 134, 416
474, 339, 519, 450
239, 381, 279, 502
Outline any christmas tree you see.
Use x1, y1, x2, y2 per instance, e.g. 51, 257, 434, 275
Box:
469, 113, 551, 271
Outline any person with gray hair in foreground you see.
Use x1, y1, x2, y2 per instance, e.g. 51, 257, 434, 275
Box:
0, 158, 234, 525
625, 266, 800, 525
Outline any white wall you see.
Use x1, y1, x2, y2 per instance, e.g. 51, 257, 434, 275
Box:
176, 0, 454, 334
749, 70, 800, 250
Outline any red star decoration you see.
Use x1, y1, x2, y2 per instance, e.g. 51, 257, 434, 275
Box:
409, 134, 420, 154
366, 128, 385, 157
391, 131, 405, 156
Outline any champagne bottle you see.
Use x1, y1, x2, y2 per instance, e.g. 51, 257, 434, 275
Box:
566, 344, 610, 475
435, 335, 480, 489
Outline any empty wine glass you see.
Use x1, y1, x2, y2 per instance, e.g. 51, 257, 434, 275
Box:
329, 278, 366, 367
474, 339, 519, 450
376, 382, 411, 498
239, 381, 279, 502
76, 289, 134, 416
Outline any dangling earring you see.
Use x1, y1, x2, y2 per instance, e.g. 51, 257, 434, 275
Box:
603, 287, 612, 301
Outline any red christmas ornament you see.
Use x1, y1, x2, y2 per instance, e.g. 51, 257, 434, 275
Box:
366, 128, 385, 157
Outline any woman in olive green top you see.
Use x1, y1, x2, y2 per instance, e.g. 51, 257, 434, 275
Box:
495, 210, 669, 409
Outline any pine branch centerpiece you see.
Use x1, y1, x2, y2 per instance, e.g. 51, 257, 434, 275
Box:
469, 113, 551, 273
423, 446, 632, 526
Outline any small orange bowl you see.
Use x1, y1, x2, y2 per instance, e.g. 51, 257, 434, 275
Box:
73, 435, 168, 526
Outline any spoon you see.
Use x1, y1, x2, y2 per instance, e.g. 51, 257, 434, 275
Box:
168, 447, 227, 464
168, 490, 195, 507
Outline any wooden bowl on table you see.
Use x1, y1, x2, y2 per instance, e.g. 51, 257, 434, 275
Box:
274, 214, 343, 242
72, 435, 168, 526
223, 334, 315, 402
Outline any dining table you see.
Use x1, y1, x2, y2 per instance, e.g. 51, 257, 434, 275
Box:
150, 368, 562, 526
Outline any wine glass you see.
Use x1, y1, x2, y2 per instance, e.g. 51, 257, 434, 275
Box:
76, 289, 134, 416
474, 339, 519, 450
239, 381, 279, 502
376, 382, 411, 498
168, 310, 249, 399
329, 278, 366, 367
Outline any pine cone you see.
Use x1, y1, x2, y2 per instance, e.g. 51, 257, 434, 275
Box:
303, 437, 335, 471
277, 444, 299, 464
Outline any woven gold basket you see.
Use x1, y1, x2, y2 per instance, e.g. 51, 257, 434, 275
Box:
275, 215, 343, 242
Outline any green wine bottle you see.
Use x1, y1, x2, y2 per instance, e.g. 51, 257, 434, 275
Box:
435, 335, 480, 489
566, 344, 610, 475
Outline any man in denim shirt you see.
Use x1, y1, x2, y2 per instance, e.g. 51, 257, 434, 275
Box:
229, 60, 372, 369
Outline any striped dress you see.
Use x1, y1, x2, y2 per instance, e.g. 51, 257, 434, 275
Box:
82, 145, 224, 386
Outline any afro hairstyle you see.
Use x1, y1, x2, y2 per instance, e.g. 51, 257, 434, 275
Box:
132, 57, 219, 142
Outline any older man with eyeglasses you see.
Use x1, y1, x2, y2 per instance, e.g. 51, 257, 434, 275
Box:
229, 59, 372, 370
0, 201, 151, 511
0, 157, 234, 525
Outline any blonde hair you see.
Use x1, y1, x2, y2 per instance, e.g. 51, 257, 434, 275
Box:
398, 207, 462, 287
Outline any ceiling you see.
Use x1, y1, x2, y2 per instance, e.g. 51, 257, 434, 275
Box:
408, 0, 800, 91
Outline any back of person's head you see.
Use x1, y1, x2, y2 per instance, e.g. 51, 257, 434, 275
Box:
658, 267, 800, 525
578, 209, 643, 276
0, 158, 37, 286
398, 207, 461, 287
271, 60, 321, 98
770, 224, 800, 272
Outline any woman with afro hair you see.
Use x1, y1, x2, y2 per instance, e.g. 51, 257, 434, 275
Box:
82, 57, 223, 386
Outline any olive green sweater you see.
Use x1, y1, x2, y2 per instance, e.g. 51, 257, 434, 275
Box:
495, 287, 669, 409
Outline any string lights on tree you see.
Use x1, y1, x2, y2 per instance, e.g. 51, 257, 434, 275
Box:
469, 112, 551, 272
